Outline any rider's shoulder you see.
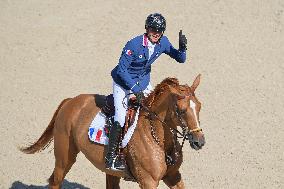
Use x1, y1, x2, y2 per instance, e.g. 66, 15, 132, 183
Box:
159, 35, 170, 44
127, 34, 144, 44
124, 34, 144, 50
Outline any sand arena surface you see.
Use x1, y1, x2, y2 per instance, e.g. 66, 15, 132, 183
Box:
0, 0, 283, 188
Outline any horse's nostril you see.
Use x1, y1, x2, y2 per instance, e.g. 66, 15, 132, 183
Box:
194, 141, 199, 146
196, 139, 205, 147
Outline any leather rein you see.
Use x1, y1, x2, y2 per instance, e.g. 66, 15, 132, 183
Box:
140, 97, 202, 150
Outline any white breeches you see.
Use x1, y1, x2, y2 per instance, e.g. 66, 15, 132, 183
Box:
113, 81, 153, 127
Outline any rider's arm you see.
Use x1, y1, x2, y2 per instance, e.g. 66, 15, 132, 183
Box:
116, 41, 141, 93
163, 36, 186, 63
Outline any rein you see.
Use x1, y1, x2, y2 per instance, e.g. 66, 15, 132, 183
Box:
140, 103, 201, 165
141, 105, 183, 138
141, 101, 202, 149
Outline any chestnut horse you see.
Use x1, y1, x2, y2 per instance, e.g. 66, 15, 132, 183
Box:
21, 75, 205, 189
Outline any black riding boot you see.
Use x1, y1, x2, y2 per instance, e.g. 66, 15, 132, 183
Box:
105, 121, 126, 170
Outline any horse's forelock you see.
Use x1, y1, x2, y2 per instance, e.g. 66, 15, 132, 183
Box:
179, 84, 193, 96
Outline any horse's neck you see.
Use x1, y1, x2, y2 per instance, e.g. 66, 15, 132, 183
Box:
140, 92, 175, 151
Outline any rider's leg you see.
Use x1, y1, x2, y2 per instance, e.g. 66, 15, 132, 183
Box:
105, 81, 129, 170
113, 81, 129, 126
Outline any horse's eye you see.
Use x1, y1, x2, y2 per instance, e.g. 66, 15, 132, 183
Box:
178, 109, 187, 115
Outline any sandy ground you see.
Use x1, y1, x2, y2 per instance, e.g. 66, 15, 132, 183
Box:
0, 0, 283, 188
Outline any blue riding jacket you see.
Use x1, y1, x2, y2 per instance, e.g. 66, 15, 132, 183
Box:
111, 34, 186, 93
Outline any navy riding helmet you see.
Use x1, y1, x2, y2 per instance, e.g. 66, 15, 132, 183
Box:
145, 13, 166, 33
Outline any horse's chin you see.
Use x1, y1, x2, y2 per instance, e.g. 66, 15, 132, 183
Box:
190, 142, 203, 150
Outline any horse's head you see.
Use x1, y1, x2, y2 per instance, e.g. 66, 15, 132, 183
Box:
143, 75, 205, 150
167, 74, 205, 150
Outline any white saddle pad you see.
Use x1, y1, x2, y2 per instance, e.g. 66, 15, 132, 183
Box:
88, 109, 139, 148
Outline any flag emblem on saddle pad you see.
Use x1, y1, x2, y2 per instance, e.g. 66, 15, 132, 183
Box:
95, 129, 102, 142
126, 50, 132, 56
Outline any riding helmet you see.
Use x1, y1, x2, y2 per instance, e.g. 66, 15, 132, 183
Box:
145, 13, 166, 33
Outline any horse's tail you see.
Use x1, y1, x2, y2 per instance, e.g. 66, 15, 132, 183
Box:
20, 98, 71, 154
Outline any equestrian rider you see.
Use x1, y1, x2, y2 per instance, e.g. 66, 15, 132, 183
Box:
106, 13, 188, 170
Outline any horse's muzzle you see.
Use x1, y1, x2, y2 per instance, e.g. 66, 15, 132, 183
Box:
188, 133, 205, 150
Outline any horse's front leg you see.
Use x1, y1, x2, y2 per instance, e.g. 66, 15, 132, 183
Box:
162, 170, 185, 189
131, 163, 165, 189
106, 174, 121, 189
134, 164, 167, 189
137, 176, 159, 189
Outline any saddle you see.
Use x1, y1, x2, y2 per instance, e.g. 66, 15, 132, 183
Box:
97, 94, 140, 137
100, 94, 115, 117
100, 94, 138, 115
100, 94, 139, 116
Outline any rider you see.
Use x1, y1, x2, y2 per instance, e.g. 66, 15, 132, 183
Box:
105, 13, 188, 170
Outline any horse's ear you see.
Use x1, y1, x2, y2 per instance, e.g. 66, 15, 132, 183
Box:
191, 74, 201, 92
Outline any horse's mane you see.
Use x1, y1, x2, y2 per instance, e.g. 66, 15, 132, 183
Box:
144, 77, 179, 107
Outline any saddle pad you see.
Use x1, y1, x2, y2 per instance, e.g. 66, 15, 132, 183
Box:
88, 109, 140, 148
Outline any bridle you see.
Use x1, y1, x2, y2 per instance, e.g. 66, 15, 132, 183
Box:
141, 95, 202, 149
140, 96, 203, 165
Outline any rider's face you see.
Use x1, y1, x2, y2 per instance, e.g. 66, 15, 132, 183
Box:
147, 28, 163, 43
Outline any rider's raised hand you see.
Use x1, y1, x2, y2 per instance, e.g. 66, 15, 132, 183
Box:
179, 30, 187, 51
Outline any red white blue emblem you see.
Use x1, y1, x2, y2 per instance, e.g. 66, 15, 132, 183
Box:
126, 50, 132, 56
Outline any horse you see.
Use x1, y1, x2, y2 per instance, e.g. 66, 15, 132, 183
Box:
20, 74, 205, 189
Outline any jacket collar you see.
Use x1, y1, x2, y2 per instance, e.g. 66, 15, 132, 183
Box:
142, 34, 148, 47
